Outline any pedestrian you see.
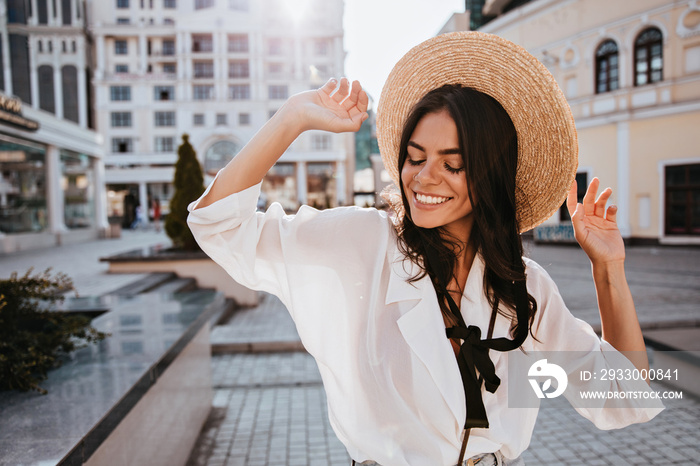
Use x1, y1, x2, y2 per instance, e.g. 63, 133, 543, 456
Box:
187, 32, 662, 466
131, 205, 143, 230
152, 198, 161, 232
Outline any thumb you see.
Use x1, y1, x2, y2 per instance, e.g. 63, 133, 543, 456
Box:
570, 202, 585, 237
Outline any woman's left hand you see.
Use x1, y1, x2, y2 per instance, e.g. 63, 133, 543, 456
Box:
566, 177, 625, 265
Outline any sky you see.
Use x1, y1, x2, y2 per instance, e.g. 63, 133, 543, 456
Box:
343, 0, 466, 110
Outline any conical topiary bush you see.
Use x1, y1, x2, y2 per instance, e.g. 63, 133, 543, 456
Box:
165, 134, 205, 250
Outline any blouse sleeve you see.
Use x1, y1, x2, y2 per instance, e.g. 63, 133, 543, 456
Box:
524, 258, 664, 430
186, 176, 390, 325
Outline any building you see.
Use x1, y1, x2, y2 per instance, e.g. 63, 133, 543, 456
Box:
443, 0, 700, 245
0, 0, 107, 254
89, 0, 353, 225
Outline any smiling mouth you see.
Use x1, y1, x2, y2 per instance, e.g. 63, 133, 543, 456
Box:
415, 193, 453, 205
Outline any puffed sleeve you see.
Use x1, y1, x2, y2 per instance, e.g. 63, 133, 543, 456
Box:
186, 174, 390, 329
524, 258, 664, 430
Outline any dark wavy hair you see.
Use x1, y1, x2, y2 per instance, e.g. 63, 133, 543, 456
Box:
395, 84, 537, 340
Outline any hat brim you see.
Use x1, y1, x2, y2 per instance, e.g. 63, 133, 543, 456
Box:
376, 31, 578, 233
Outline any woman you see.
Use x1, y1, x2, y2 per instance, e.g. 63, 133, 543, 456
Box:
188, 32, 662, 466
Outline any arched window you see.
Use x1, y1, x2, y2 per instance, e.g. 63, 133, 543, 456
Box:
204, 140, 241, 177
38, 65, 55, 114
634, 27, 663, 86
61, 65, 79, 123
595, 40, 619, 94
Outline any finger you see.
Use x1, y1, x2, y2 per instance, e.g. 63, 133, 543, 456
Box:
342, 80, 363, 111
570, 202, 585, 241
319, 78, 337, 96
332, 77, 350, 103
606, 205, 618, 223
357, 88, 369, 113
594, 187, 612, 217
582, 177, 599, 216
566, 179, 578, 217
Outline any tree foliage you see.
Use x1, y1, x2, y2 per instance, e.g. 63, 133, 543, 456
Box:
165, 133, 205, 250
0, 269, 107, 394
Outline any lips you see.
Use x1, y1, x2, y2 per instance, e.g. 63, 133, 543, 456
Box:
414, 192, 452, 205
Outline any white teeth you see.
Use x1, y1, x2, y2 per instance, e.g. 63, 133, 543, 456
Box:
416, 193, 450, 205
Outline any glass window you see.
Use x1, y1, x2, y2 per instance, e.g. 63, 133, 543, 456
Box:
154, 111, 175, 126
228, 60, 249, 78
262, 163, 297, 211
204, 140, 240, 176
307, 162, 336, 209
154, 85, 174, 101
311, 134, 331, 151
115, 64, 129, 73
163, 63, 176, 74
238, 113, 250, 125
216, 113, 227, 125
164, 0, 176, 8
117, 0, 129, 7
111, 111, 132, 127
154, 136, 174, 152
111, 137, 133, 153
193, 61, 214, 78
38, 65, 55, 113
0, 137, 48, 234
193, 113, 205, 126
193, 84, 214, 100
195, 0, 214, 9
163, 17, 174, 25
267, 62, 285, 78
192, 34, 213, 53
110, 85, 131, 101
228, 34, 248, 53
665, 164, 700, 236
117, 17, 130, 24
268, 85, 288, 100
634, 27, 663, 87
61, 150, 95, 229
228, 84, 250, 100
595, 40, 619, 94
115, 39, 128, 55
162, 39, 175, 55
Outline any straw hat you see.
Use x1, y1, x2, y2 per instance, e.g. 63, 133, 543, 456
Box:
376, 31, 578, 233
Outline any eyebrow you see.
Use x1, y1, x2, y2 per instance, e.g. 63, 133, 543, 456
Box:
407, 140, 461, 156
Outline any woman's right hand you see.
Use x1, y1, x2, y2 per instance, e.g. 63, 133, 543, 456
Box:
286, 77, 369, 133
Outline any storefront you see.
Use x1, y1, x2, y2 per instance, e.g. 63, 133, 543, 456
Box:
0, 93, 106, 254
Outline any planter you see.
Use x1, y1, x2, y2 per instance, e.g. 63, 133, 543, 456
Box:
100, 244, 259, 307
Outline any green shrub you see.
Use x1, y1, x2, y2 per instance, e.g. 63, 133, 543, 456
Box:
165, 133, 206, 251
0, 269, 107, 394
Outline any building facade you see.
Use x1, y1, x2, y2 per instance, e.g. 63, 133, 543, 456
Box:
444, 0, 700, 244
89, 0, 353, 225
0, 0, 107, 254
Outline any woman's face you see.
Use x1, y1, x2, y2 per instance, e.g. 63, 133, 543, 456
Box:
401, 110, 474, 240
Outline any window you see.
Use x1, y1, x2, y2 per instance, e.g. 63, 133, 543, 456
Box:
111, 112, 132, 127
193, 85, 214, 100
216, 113, 227, 125
163, 17, 174, 25
38, 40, 43, 53
195, 0, 214, 9
307, 162, 337, 208
634, 27, 663, 86
238, 113, 250, 125
268, 85, 288, 100
110, 86, 131, 101
117, 17, 130, 24
71, 41, 76, 53
228, 34, 248, 53
229, 84, 250, 100
193, 61, 214, 78
228, 60, 249, 78
112, 137, 133, 153
115, 39, 128, 55
38, 65, 55, 113
267, 62, 284, 77
62, 40, 67, 52
162, 39, 175, 55
163, 63, 176, 74
115, 64, 129, 73
193, 113, 205, 125
117, 0, 129, 7
61, 65, 78, 122
154, 136, 174, 152
665, 164, 700, 236
267, 38, 283, 55
154, 111, 175, 126
164, 0, 176, 8
595, 40, 619, 94
560, 172, 588, 221
314, 39, 329, 56
311, 134, 331, 151
48, 40, 52, 52
154, 85, 174, 101
229, 0, 248, 11
192, 34, 213, 52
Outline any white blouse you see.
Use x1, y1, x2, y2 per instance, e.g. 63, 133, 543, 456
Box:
187, 180, 663, 466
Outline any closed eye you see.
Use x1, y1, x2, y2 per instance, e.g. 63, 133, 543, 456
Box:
444, 162, 464, 174
407, 158, 425, 166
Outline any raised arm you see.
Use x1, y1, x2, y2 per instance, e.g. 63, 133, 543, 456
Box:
195, 77, 369, 209
566, 178, 650, 379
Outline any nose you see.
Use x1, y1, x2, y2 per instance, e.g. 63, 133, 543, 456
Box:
413, 159, 440, 185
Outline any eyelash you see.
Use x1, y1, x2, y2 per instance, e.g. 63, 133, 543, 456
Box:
406, 158, 464, 174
